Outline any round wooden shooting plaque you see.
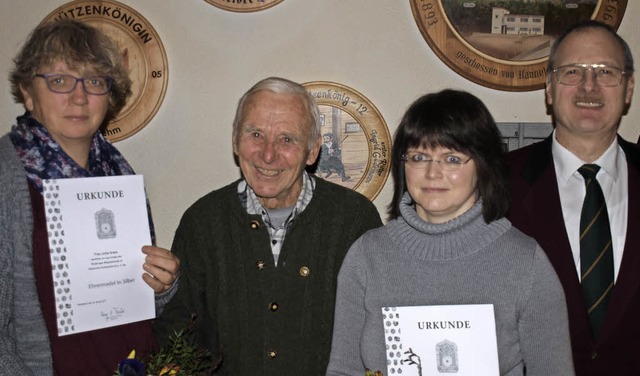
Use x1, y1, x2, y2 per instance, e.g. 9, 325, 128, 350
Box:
204, 0, 284, 13
42, 0, 169, 142
303, 81, 391, 201
410, 0, 628, 91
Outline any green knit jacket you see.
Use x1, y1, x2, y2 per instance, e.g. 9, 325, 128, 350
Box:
154, 177, 382, 375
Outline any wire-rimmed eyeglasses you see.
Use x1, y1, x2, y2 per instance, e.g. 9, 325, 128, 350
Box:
551, 64, 628, 87
401, 151, 472, 172
34, 74, 113, 95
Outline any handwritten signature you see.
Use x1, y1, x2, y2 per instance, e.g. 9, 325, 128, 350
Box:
101, 307, 125, 321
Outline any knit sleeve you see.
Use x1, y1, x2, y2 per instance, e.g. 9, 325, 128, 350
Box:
0, 251, 41, 376
154, 276, 179, 316
0, 136, 50, 375
517, 245, 575, 375
326, 237, 369, 375
358, 196, 384, 233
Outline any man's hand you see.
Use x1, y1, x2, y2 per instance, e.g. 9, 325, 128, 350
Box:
141, 246, 180, 293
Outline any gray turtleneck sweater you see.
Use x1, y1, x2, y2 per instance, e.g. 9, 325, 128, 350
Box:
327, 194, 574, 376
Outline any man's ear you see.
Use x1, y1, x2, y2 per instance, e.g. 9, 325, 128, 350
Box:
306, 135, 322, 166
625, 73, 635, 105
545, 79, 553, 106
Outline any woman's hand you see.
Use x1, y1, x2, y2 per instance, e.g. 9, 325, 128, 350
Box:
141, 245, 180, 294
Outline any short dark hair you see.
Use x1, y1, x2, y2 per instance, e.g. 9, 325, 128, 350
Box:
10, 20, 132, 125
388, 89, 508, 223
547, 20, 634, 74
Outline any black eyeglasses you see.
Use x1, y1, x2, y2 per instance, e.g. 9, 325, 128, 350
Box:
34, 74, 113, 95
551, 64, 628, 87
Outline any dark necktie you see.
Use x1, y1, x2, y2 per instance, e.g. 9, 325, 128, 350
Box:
578, 164, 614, 336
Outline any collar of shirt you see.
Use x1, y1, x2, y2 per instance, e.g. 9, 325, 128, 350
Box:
551, 129, 620, 188
237, 171, 316, 229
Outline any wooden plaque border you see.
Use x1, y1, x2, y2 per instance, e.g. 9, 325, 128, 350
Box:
42, 0, 169, 142
204, 0, 284, 13
410, 0, 628, 91
303, 81, 391, 201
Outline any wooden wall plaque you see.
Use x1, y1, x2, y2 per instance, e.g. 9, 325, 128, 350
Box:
410, 0, 628, 91
204, 0, 284, 13
42, 0, 169, 142
303, 81, 391, 201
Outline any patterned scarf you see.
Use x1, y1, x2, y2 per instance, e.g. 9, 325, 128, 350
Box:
10, 113, 134, 191
10, 113, 155, 241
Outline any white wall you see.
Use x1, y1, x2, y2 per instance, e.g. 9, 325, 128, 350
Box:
1, 0, 639, 247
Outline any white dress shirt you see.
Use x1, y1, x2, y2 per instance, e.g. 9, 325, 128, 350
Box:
552, 130, 628, 282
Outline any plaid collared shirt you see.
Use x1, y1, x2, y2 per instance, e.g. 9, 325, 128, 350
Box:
237, 171, 315, 266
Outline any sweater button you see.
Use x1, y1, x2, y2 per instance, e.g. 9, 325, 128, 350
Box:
299, 266, 310, 277
249, 220, 260, 229
256, 260, 266, 270
591, 351, 598, 360
269, 302, 279, 312
268, 350, 277, 359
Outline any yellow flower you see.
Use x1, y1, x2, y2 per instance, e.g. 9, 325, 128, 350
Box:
159, 364, 181, 375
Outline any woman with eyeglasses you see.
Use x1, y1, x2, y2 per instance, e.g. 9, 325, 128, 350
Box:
327, 90, 574, 375
0, 20, 179, 374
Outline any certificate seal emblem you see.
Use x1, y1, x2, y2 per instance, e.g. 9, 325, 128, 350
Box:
42, 0, 169, 142
303, 81, 391, 201
204, 0, 284, 13
410, 0, 628, 91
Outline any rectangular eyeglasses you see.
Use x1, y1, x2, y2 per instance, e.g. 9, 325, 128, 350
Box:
551, 64, 628, 87
34, 74, 113, 95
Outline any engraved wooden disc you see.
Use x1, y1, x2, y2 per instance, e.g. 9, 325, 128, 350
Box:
42, 0, 169, 142
303, 81, 391, 201
204, 0, 284, 13
410, 0, 628, 91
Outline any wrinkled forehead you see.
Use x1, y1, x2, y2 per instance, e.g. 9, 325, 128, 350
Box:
243, 92, 311, 129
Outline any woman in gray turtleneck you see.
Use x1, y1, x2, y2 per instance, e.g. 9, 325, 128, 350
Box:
327, 90, 574, 376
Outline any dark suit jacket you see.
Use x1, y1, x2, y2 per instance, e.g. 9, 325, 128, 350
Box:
507, 135, 640, 376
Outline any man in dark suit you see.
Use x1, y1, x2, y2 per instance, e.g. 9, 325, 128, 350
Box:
508, 21, 638, 375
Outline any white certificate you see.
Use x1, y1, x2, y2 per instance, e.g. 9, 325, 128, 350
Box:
43, 175, 154, 336
382, 304, 499, 376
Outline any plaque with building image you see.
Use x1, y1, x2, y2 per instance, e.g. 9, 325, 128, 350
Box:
410, 0, 628, 91
303, 81, 391, 201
